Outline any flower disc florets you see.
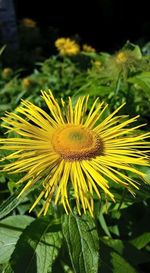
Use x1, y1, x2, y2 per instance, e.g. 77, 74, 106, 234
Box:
52, 125, 103, 160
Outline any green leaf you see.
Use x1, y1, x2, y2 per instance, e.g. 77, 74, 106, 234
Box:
0, 215, 34, 264
0, 263, 14, 273
100, 241, 138, 273
139, 167, 150, 184
0, 186, 25, 220
132, 45, 142, 59
62, 213, 99, 273
110, 252, 137, 273
130, 232, 150, 250
10, 215, 62, 273
0, 45, 6, 56
76, 85, 112, 97
123, 42, 142, 59
102, 238, 150, 265
0, 104, 12, 112
0, 184, 37, 220
128, 72, 150, 92
98, 212, 112, 237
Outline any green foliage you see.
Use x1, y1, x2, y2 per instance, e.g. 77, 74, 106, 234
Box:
10, 216, 62, 273
62, 213, 99, 273
0, 40, 150, 273
0, 215, 34, 264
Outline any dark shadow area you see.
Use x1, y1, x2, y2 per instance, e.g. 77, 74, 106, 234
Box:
15, 0, 150, 51
1, 0, 150, 69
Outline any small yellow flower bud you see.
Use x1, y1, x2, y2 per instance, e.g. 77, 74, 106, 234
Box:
116, 52, 127, 64
22, 78, 31, 88
2, 68, 13, 79
21, 18, 37, 28
83, 44, 95, 52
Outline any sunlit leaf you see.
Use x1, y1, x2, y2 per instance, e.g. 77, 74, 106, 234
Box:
10, 215, 62, 273
62, 213, 99, 273
0, 215, 34, 264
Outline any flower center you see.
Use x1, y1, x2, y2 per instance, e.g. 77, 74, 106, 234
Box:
52, 125, 103, 160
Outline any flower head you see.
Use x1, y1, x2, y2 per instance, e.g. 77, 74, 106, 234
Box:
92, 60, 102, 70
115, 49, 140, 67
1, 68, 13, 79
116, 52, 128, 64
83, 44, 96, 52
55, 38, 80, 56
22, 78, 32, 88
21, 18, 37, 28
0, 91, 149, 216
105, 49, 141, 79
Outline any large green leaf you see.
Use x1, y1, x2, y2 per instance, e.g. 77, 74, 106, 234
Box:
62, 213, 99, 273
0, 215, 34, 264
10, 215, 62, 273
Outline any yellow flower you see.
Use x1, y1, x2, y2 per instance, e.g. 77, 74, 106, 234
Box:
83, 44, 96, 52
21, 18, 37, 28
115, 49, 140, 66
0, 91, 149, 216
1, 68, 13, 79
106, 49, 141, 78
22, 78, 31, 88
93, 61, 102, 69
116, 52, 128, 64
55, 38, 80, 56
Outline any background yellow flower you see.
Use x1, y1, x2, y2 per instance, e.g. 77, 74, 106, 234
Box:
55, 38, 80, 56
83, 44, 96, 52
21, 18, 37, 28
